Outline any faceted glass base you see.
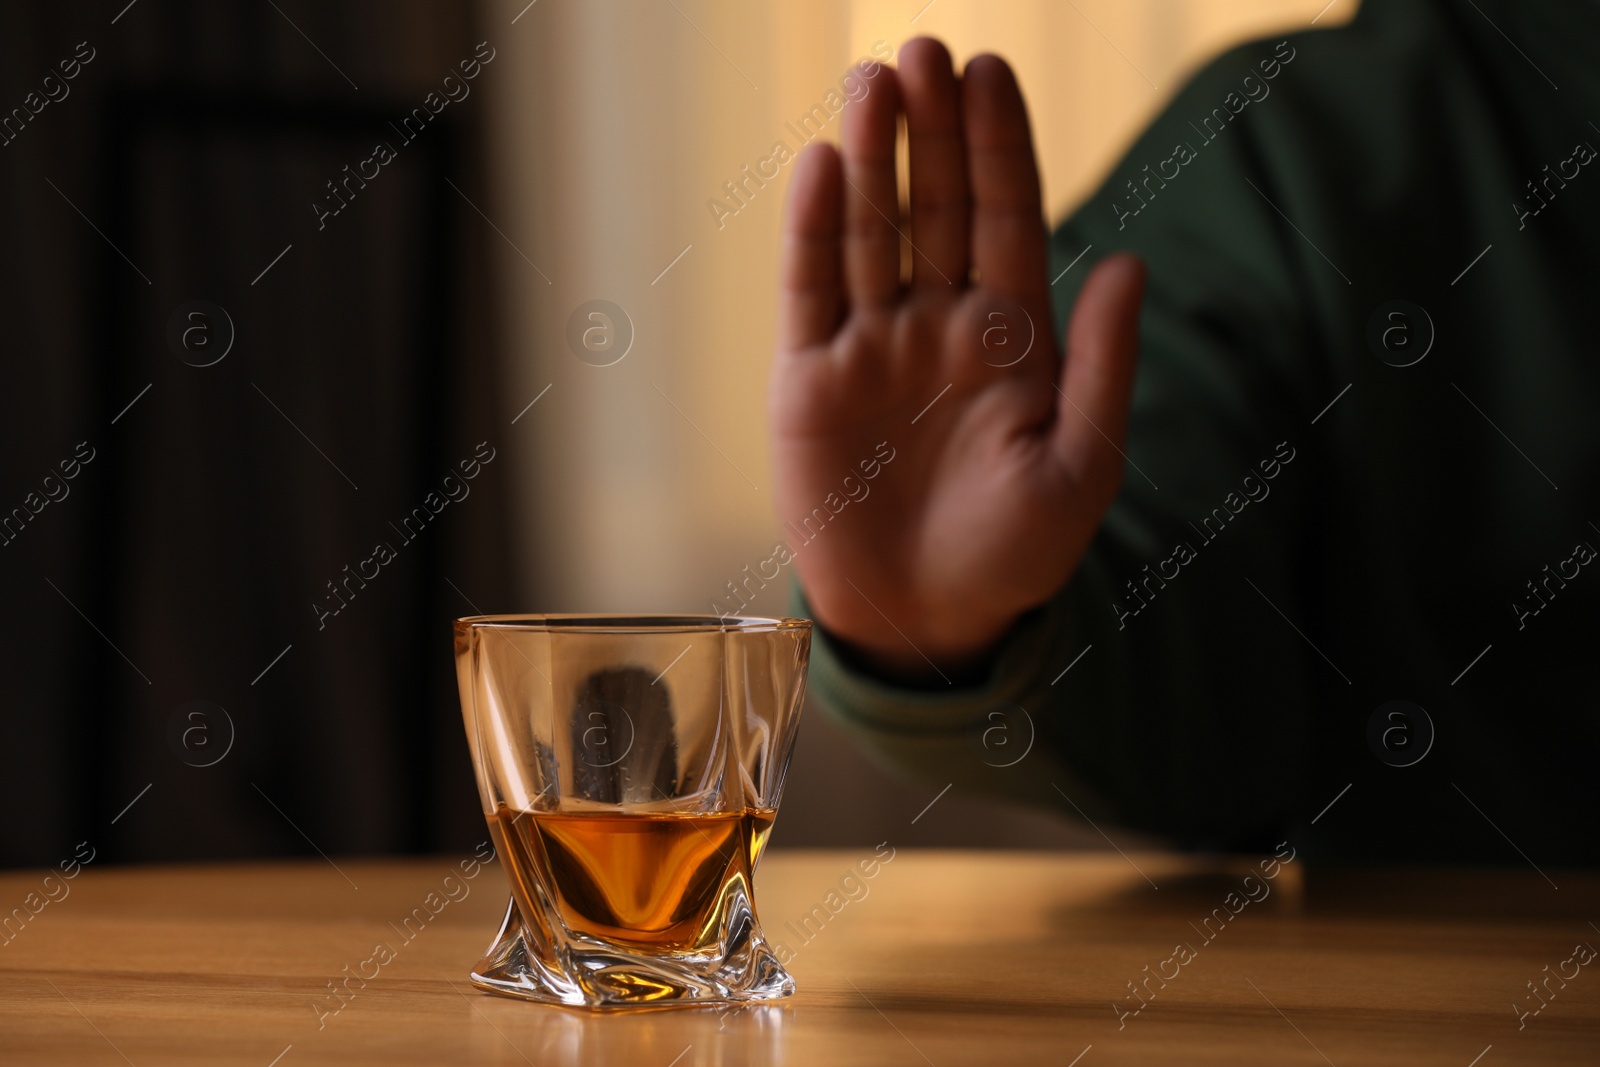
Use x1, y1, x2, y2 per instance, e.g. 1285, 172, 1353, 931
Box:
469, 898, 796, 1008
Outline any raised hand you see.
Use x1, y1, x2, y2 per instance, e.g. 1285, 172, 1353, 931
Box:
769, 38, 1146, 683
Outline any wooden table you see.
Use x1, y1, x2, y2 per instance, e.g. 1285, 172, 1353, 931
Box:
2, 851, 1596, 1065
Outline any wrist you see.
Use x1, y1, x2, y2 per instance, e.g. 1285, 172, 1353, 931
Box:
810, 603, 1020, 689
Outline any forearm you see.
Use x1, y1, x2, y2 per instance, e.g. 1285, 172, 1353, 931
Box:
796, 567, 1120, 824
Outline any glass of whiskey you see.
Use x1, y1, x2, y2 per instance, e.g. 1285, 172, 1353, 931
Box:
454, 614, 811, 1007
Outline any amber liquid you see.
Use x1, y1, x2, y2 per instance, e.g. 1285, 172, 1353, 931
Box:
489, 807, 777, 951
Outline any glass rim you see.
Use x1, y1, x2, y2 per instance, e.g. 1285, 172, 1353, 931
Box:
454, 613, 811, 634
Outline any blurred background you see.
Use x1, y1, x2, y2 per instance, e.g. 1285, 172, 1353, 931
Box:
0, 0, 1352, 867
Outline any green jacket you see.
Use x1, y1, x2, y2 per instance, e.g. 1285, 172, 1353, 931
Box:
803, 0, 1600, 865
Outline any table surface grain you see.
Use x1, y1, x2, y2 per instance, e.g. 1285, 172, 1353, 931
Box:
1, 850, 1596, 1065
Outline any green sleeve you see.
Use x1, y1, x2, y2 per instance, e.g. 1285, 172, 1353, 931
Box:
796, 583, 1118, 819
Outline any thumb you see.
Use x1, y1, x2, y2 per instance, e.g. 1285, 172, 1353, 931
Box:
1050, 253, 1146, 494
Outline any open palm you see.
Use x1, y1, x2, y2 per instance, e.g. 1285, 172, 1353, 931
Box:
770, 38, 1145, 681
